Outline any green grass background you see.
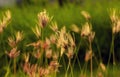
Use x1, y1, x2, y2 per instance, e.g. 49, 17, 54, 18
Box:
0, 0, 120, 76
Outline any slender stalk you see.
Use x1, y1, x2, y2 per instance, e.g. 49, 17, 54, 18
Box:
40, 28, 44, 66
13, 58, 16, 77
72, 50, 81, 71
69, 59, 74, 77
112, 34, 115, 77
89, 40, 93, 77
90, 56, 92, 77
107, 33, 115, 67
5, 66, 10, 77
95, 38, 102, 62
5, 59, 11, 77
106, 33, 115, 77
84, 62, 88, 76
62, 57, 67, 72
65, 59, 70, 77
113, 44, 115, 65
94, 55, 99, 66
76, 55, 81, 71
39, 50, 44, 66
72, 40, 81, 71
45, 57, 48, 66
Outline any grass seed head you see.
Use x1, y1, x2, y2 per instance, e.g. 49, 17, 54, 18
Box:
16, 31, 23, 43
112, 21, 120, 34
27, 40, 41, 49
38, 67, 50, 77
110, 8, 120, 34
23, 63, 37, 77
23, 53, 29, 63
60, 47, 65, 56
0, 10, 11, 34
32, 26, 41, 38
0, 24, 3, 34
71, 24, 80, 33
50, 34, 57, 44
81, 10, 91, 20
67, 33, 75, 47
41, 38, 51, 49
6, 47, 20, 58
33, 50, 41, 59
97, 72, 103, 77
8, 37, 16, 48
110, 8, 118, 23
50, 22, 58, 32
46, 49, 52, 59
100, 62, 106, 72
38, 9, 51, 28
85, 50, 92, 62
88, 32, 95, 42
81, 22, 91, 37
66, 47, 74, 59
48, 60, 60, 72
52, 53, 58, 60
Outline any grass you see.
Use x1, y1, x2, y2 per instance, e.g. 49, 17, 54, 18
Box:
5, 65, 120, 77
0, 0, 120, 77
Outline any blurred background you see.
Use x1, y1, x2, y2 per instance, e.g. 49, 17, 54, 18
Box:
0, 0, 120, 69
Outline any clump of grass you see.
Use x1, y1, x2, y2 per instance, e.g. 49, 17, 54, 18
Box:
0, 8, 120, 77
22, 9, 76, 77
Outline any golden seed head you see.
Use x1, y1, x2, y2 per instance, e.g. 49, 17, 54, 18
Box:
52, 53, 58, 60
97, 72, 103, 77
110, 8, 120, 34
48, 60, 60, 72
85, 50, 92, 62
38, 9, 51, 28
60, 27, 68, 46
5, 10, 11, 21
81, 10, 91, 20
0, 10, 11, 34
38, 67, 49, 77
100, 62, 106, 72
32, 26, 41, 38
56, 26, 68, 48
16, 31, 23, 43
116, 20, 120, 31
60, 47, 65, 56
23, 63, 37, 77
50, 22, 58, 31
71, 24, 80, 33
6, 47, 20, 58
50, 34, 56, 44
67, 33, 75, 47
66, 47, 74, 59
8, 37, 16, 48
23, 62, 30, 74
113, 20, 120, 33
0, 24, 3, 34
23, 53, 29, 63
27, 40, 41, 49
88, 32, 95, 42
33, 50, 41, 59
45, 37, 51, 46
112, 25, 116, 34
45, 49, 52, 59
110, 8, 118, 23
81, 22, 91, 37
41, 38, 51, 49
